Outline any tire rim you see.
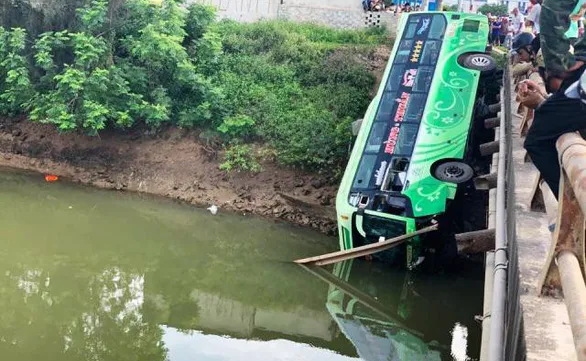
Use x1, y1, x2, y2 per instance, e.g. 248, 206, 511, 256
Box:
470, 56, 490, 67
443, 165, 465, 179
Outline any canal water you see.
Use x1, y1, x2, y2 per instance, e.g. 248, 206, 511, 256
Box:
0, 169, 484, 361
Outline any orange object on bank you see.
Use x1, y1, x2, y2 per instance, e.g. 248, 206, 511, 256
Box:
44, 175, 59, 182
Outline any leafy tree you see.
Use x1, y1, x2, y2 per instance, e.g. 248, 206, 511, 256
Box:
443, 4, 458, 11
0, 28, 32, 115
477, 4, 509, 17
0, 0, 224, 134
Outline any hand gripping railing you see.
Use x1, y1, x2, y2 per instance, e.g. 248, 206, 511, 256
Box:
539, 132, 586, 361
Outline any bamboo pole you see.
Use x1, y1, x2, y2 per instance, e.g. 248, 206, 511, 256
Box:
294, 224, 438, 266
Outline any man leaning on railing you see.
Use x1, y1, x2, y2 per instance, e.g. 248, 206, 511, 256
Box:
520, 0, 586, 217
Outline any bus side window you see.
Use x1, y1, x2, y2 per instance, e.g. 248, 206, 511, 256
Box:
403, 93, 426, 123
413, 66, 434, 93
404, 21, 419, 39
365, 122, 387, 152
385, 65, 405, 93
376, 92, 399, 122
394, 124, 419, 155
381, 157, 410, 192
428, 16, 447, 40
352, 154, 378, 190
421, 40, 441, 65
394, 41, 413, 64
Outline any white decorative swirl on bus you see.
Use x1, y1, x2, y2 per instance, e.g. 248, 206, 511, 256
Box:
433, 87, 458, 111
447, 76, 470, 88
413, 184, 447, 212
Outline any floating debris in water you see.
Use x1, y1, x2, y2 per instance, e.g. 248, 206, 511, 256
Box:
207, 205, 218, 215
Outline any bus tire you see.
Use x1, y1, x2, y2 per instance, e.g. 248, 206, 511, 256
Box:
460, 53, 496, 73
431, 159, 474, 184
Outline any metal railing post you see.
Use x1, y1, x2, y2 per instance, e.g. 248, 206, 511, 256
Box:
558, 250, 586, 359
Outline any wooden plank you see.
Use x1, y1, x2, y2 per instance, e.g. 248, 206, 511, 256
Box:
474, 172, 498, 190
480, 140, 500, 157
455, 228, 496, 254
484, 116, 500, 129
294, 224, 438, 266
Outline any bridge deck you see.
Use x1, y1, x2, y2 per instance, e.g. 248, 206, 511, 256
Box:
510, 91, 576, 360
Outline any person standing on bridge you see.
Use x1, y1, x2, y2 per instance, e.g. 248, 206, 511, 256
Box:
511, 8, 525, 36
522, 0, 586, 203
526, 0, 542, 34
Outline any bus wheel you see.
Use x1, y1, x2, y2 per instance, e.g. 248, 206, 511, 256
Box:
432, 160, 474, 184
461, 53, 496, 73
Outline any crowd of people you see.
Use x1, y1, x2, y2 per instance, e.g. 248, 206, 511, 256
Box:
487, 1, 544, 47
362, 1, 421, 13
490, 0, 585, 48
512, 0, 586, 233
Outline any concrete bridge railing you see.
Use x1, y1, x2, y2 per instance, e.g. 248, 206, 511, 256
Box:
538, 132, 586, 361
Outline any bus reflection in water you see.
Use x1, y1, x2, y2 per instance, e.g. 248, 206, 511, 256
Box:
317, 259, 481, 361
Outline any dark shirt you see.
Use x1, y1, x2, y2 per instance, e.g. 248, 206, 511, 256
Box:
492, 21, 502, 35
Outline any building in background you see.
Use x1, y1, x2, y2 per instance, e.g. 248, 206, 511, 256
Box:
503, 1, 530, 13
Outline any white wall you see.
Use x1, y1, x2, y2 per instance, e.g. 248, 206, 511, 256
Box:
191, 0, 279, 22
192, 0, 400, 32
282, 0, 363, 11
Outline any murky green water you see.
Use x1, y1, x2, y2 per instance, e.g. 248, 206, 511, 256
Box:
0, 169, 484, 361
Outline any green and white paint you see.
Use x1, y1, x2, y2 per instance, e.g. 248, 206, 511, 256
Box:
335, 12, 489, 253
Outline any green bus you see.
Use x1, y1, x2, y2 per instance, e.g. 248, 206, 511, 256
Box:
335, 12, 495, 266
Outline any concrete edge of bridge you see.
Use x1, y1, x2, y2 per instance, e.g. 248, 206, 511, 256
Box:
500, 62, 576, 361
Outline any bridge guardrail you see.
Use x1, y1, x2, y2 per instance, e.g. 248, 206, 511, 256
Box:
482, 54, 526, 361
538, 132, 586, 360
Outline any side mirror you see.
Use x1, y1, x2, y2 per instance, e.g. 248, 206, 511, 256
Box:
352, 119, 363, 136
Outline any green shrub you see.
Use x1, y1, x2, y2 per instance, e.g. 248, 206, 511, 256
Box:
211, 21, 384, 172
220, 144, 262, 173
443, 5, 459, 12
217, 114, 255, 138
0, 28, 33, 115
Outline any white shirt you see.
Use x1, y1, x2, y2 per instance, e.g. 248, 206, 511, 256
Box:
527, 4, 541, 33
512, 13, 525, 34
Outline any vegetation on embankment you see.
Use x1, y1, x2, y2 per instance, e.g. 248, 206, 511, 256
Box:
0, 0, 391, 176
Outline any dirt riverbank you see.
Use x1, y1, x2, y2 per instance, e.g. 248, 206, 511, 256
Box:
0, 117, 341, 234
